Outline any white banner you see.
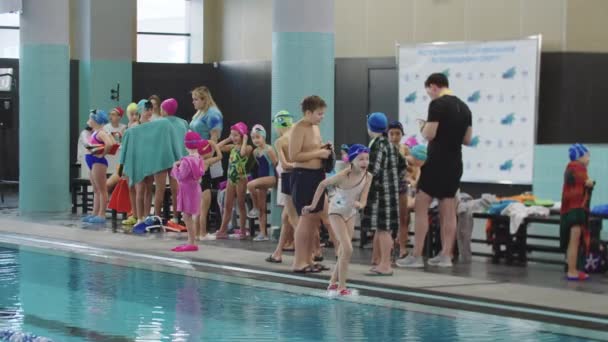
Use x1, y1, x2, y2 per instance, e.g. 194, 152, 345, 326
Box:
398, 37, 540, 184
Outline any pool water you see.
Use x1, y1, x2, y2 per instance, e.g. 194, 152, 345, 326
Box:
0, 245, 603, 342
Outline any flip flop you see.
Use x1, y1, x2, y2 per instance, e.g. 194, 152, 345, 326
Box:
313, 263, 330, 271
293, 266, 314, 274
314, 255, 324, 262
365, 269, 394, 276
171, 244, 199, 252
282, 247, 295, 252
566, 272, 589, 281
265, 255, 282, 263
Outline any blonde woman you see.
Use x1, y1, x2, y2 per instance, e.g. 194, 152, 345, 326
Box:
190, 86, 224, 240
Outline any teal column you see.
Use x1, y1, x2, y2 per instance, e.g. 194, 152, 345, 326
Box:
75, 0, 135, 128
270, 0, 335, 227
19, 0, 71, 212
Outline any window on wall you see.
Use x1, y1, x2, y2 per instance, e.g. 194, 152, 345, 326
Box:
137, 0, 190, 63
0, 12, 20, 59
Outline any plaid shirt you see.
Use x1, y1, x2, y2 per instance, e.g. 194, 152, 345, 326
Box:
362, 136, 406, 233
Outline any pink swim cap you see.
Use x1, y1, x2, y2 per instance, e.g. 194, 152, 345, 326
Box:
184, 131, 204, 149
161, 98, 178, 116
230, 122, 248, 136
198, 139, 212, 155
404, 136, 419, 148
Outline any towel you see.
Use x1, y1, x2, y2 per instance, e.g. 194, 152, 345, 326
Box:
119, 117, 189, 186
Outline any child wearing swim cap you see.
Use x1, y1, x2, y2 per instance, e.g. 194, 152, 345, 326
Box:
247, 124, 278, 241
214, 122, 253, 239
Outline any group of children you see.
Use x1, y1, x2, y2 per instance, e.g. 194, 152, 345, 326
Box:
79, 89, 434, 295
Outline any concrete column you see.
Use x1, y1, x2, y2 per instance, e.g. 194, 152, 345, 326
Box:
270, 0, 335, 226
74, 0, 135, 129
19, 0, 70, 212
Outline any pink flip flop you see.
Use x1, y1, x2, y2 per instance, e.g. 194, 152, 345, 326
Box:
171, 244, 199, 252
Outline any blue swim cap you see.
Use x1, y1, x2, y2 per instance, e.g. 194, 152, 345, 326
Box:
411, 144, 427, 161
569, 143, 588, 161
89, 109, 109, 125
348, 144, 370, 162
367, 112, 388, 133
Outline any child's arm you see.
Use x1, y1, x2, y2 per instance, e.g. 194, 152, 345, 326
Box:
302, 170, 347, 214
171, 159, 189, 181
268, 147, 278, 167
240, 134, 252, 157
354, 173, 374, 209
97, 130, 116, 155
275, 138, 294, 170
206, 141, 224, 166
367, 143, 383, 175
217, 137, 234, 152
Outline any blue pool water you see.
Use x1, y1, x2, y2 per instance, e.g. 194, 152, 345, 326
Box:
0, 245, 602, 341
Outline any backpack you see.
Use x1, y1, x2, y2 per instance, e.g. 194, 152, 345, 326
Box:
582, 242, 608, 274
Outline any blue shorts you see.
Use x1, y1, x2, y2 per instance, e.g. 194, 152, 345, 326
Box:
85, 154, 108, 170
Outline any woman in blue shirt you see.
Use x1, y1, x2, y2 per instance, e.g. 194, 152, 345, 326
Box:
190, 86, 224, 240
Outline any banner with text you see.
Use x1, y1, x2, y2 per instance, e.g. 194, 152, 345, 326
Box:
398, 37, 540, 184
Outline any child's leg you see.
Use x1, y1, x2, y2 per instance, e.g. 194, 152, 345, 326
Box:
254, 177, 276, 236
398, 194, 409, 257
169, 176, 180, 221
313, 225, 322, 258
371, 233, 380, 265
293, 214, 321, 271
375, 230, 394, 274
135, 181, 146, 221
246, 179, 260, 212
144, 176, 154, 218
321, 207, 338, 257
126, 177, 136, 217
258, 190, 268, 236
329, 215, 354, 290
235, 178, 248, 230
567, 226, 582, 276
153, 171, 168, 217
183, 213, 196, 245
106, 172, 120, 192
218, 183, 236, 235
271, 210, 293, 260
284, 195, 299, 228
198, 189, 212, 238
89, 172, 99, 216
92, 163, 108, 217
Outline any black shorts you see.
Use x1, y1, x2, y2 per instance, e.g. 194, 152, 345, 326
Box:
291, 168, 325, 216
417, 163, 462, 199
281, 172, 292, 195
201, 173, 219, 192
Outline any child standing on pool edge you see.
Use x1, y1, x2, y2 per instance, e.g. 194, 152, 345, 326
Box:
247, 124, 278, 241
83, 110, 116, 224
560, 143, 595, 281
215, 122, 253, 239
304, 144, 372, 295
170, 131, 206, 252
362, 112, 406, 276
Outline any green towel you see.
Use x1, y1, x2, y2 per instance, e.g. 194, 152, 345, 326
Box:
120, 117, 188, 186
